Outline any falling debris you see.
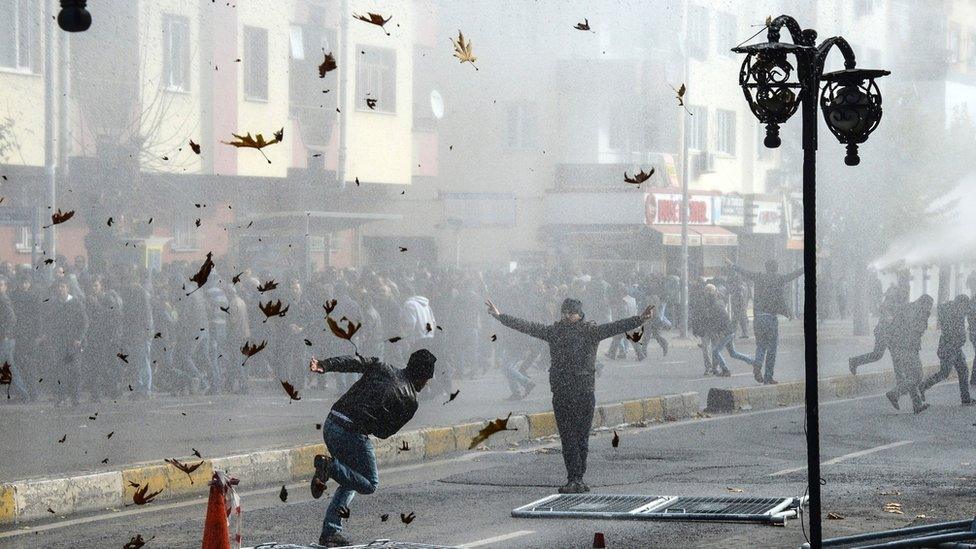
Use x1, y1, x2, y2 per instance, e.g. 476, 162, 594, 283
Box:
451, 30, 478, 70
318, 52, 337, 77
353, 12, 392, 35
469, 413, 517, 449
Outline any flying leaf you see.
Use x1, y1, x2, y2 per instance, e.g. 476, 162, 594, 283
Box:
827, 512, 844, 520
765, 15, 773, 27
490, 334, 497, 342
574, 18, 593, 32
232, 272, 243, 284
219, 306, 230, 314
259, 300, 289, 321
279, 485, 288, 502
425, 323, 433, 334
189, 140, 201, 155
318, 52, 337, 77
623, 168, 655, 186
47, 507, 55, 514
257, 279, 278, 293
612, 430, 620, 448
107, 217, 113, 226
399, 440, 410, 452
380, 514, 389, 522
353, 12, 392, 35
327, 316, 362, 340
101, 458, 109, 464
468, 412, 517, 449
132, 483, 163, 505
337, 506, 351, 519
58, 434, 66, 443
107, 431, 114, 439
164, 458, 204, 483
222, 128, 284, 164
443, 389, 460, 405
323, 299, 337, 315
186, 251, 215, 295
117, 353, 129, 364
366, 97, 378, 110
194, 218, 201, 227
281, 380, 301, 401
44, 209, 75, 228
401, 511, 416, 524
450, 30, 478, 70
192, 448, 202, 458
304, 338, 313, 346
668, 83, 693, 115
241, 340, 267, 364
388, 336, 402, 343
626, 327, 644, 343
399, 246, 408, 252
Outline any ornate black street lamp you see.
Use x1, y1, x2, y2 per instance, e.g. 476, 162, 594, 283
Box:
58, 0, 91, 33
733, 15, 889, 547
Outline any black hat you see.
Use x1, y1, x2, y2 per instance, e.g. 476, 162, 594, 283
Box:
561, 298, 584, 317
406, 349, 436, 380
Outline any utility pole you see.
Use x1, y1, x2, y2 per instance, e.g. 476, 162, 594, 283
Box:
678, 2, 690, 338
43, 0, 58, 276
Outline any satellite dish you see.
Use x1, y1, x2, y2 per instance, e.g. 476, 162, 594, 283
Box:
430, 90, 444, 119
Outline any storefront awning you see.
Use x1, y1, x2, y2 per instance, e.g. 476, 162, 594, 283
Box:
650, 224, 701, 246
693, 225, 738, 246
231, 210, 402, 235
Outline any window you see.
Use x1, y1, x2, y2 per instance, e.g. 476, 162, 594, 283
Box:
0, 0, 34, 71
715, 12, 736, 57
688, 105, 707, 150
716, 109, 736, 155
356, 46, 396, 113
172, 212, 199, 251
162, 15, 191, 91
289, 25, 305, 60
687, 5, 708, 60
15, 226, 42, 253
243, 26, 269, 101
506, 102, 537, 149
948, 25, 961, 64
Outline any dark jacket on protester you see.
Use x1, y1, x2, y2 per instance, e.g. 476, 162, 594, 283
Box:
937, 300, 968, 355
889, 297, 932, 353
732, 266, 803, 318
0, 293, 16, 341
321, 355, 419, 439
51, 294, 89, 354
703, 295, 732, 338
9, 287, 36, 341
495, 314, 643, 393
120, 283, 153, 342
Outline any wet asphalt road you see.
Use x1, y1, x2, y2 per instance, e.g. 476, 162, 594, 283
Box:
3, 375, 974, 549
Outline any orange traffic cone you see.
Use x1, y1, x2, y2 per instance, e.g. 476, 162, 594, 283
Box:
202, 473, 231, 549
592, 532, 607, 548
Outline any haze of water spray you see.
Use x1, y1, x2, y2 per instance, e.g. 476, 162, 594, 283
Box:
871, 172, 976, 269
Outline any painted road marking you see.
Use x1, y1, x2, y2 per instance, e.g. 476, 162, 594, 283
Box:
770, 440, 914, 477
686, 372, 754, 382
458, 530, 535, 548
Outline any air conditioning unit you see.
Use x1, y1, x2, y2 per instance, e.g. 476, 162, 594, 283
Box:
695, 151, 716, 174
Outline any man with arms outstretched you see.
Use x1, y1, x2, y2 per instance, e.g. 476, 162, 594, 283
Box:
486, 297, 655, 494
307, 349, 436, 547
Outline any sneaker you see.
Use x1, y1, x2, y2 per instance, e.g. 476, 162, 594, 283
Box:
311, 454, 332, 499
523, 380, 536, 398
718, 370, 731, 378
318, 532, 352, 547
848, 358, 857, 376
753, 364, 763, 384
913, 403, 930, 415
961, 400, 975, 407
577, 480, 591, 492
885, 391, 900, 411
558, 480, 585, 494
661, 339, 669, 357
764, 379, 778, 385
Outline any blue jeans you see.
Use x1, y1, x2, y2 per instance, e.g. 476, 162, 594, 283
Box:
503, 360, 533, 393
753, 314, 779, 382
3, 339, 28, 401
321, 418, 379, 537
710, 333, 733, 373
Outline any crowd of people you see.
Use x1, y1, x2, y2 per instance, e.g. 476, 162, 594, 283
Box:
0, 254, 775, 407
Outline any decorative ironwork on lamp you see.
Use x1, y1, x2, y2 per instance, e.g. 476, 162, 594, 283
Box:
819, 68, 890, 165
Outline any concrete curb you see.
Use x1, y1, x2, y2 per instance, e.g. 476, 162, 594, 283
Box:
0, 391, 698, 525
704, 365, 941, 414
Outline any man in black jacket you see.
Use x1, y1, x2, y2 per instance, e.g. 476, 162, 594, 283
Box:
885, 295, 933, 414
50, 279, 89, 407
307, 349, 436, 548
486, 297, 655, 494
920, 294, 971, 405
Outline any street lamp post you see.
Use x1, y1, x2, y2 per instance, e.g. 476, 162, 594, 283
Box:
732, 15, 889, 548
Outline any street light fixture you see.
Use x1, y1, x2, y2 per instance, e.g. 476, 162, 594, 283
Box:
733, 15, 890, 548
58, 0, 91, 33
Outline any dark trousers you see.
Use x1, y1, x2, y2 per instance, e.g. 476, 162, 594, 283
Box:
55, 349, 82, 405
850, 322, 887, 369
731, 301, 749, 337
921, 348, 971, 403
889, 347, 924, 411
753, 314, 779, 382
552, 390, 596, 482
